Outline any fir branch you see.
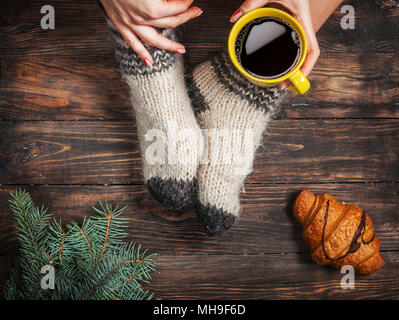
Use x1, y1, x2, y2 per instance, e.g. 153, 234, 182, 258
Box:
79, 227, 94, 256
28, 276, 42, 300
5, 189, 157, 300
99, 211, 112, 259
82, 255, 151, 300
59, 231, 65, 262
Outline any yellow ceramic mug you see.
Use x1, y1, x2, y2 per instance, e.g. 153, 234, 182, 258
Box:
228, 8, 310, 94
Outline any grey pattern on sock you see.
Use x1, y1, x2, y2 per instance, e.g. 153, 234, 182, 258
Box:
108, 22, 177, 76
147, 177, 198, 210
188, 52, 285, 117
211, 53, 285, 115
196, 203, 237, 236
186, 74, 209, 117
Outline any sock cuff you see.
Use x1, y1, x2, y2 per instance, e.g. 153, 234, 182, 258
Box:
103, 14, 177, 76
190, 52, 286, 116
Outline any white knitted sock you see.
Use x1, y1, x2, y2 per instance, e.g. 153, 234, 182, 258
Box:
107, 19, 202, 210
188, 53, 285, 235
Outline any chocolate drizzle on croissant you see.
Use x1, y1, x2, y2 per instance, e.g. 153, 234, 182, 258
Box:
294, 189, 385, 275
322, 201, 375, 261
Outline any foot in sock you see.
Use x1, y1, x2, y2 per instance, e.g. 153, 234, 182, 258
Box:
188, 53, 285, 235
107, 19, 202, 210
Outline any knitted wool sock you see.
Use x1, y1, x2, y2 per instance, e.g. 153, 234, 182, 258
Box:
107, 19, 202, 210
188, 53, 285, 235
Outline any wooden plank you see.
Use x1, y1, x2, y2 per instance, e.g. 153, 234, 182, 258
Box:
0, 184, 397, 255
0, 120, 398, 184
283, 52, 399, 118
0, 55, 131, 120
147, 252, 399, 299
1, 0, 398, 57
1, 53, 398, 120
0, 0, 111, 56
317, 0, 399, 54
0, 121, 141, 184
2, 252, 397, 299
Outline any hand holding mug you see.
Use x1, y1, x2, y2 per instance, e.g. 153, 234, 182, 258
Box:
231, 0, 320, 90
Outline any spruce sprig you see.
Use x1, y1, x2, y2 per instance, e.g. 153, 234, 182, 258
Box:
4, 189, 156, 300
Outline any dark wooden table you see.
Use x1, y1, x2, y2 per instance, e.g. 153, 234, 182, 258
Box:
0, 0, 398, 299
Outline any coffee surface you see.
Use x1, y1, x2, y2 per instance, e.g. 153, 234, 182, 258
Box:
236, 17, 301, 79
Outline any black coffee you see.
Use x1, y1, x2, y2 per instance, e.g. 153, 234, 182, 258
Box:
235, 17, 301, 79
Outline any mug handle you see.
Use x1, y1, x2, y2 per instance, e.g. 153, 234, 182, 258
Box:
288, 69, 310, 95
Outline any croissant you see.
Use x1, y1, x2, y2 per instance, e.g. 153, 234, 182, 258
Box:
293, 189, 385, 275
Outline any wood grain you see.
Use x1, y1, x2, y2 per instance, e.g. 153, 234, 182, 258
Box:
148, 252, 399, 299
283, 52, 399, 118
1, 252, 398, 299
316, 0, 399, 54
0, 120, 398, 184
1, 0, 398, 58
1, 0, 399, 300
0, 0, 110, 56
0, 184, 397, 255
0, 55, 131, 120
1, 53, 398, 120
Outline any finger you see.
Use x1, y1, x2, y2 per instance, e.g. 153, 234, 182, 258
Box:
144, 6, 202, 28
102, 1, 154, 67
300, 42, 320, 77
293, 12, 320, 76
113, 19, 154, 67
133, 25, 186, 53
279, 80, 290, 90
230, 0, 271, 22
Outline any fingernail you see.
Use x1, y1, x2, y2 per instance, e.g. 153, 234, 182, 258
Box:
196, 10, 203, 17
230, 9, 242, 22
175, 48, 186, 54
144, 58, 152, 68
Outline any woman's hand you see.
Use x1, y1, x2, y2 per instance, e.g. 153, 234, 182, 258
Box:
101, 0, 202, 67
230, 0, 319, 89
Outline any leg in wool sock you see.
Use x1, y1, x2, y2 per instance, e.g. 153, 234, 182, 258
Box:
107, 19, 202, 210
188, 53, 285, 235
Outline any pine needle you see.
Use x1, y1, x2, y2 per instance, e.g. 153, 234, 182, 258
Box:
4, 189, 157, 300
